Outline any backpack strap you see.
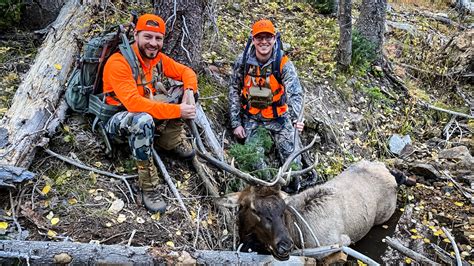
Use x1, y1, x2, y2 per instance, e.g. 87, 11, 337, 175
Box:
118, 33, 139, 81
240, 35, 253, 89
272, 32, 283, 85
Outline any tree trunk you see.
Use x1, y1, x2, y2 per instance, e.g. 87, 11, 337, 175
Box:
355, 0, 386, 63
0, 240, 315, 264
0, 0, 98, 168
20, 0, 69, 30
455, 0, 473, 14
153, 0, 206, 70
336, 0, 352, 69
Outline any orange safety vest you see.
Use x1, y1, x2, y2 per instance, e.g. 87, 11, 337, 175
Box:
241, 55, 288, 118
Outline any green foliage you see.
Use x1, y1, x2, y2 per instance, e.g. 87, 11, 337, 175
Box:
0, 0, 22, 29
228, 127, 273, 178
305, 0, 337, 14
351, 30, 376, 72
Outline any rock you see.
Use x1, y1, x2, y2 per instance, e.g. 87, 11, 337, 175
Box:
439, 146, 471, 160
409, 163, 441, 180
54, 253, 72, 264
388, 134, 412, 156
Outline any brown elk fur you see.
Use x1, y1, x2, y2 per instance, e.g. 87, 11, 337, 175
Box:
227, 160, 398, 260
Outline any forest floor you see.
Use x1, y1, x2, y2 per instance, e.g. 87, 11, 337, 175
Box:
0, 0, 473, 264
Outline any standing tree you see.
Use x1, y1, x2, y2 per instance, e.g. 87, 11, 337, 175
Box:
153, 0, 206, 71
355, 0, 386, 64
336, 0, 352, 69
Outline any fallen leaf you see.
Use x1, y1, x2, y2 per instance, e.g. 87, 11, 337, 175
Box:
423, 238, 430, 243
454, 202, 464, 207
47, 230, 57, 237
136, 217, 145, 224
46, 211, 54, 220
405, 258, 412, 264
434, 229, 443, 236
176, 230, 182, 236
117, 214, 127, 223
54, 64, 62, 70
107, 199, 124, 214
68, 198, 78, 205
0, 222, 8, 230
41, 184, 51, 195
166, 241, 175, 248
151, 213, 161, 220
410, 229, 418, 233
94, 162, 103, 168
51, 217, 60, 225
105, 222, 112, 227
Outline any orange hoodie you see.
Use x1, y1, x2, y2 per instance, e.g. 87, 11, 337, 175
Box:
102, 43, 197, 120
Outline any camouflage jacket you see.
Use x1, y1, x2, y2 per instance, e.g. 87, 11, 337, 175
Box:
228, 47, 304, 129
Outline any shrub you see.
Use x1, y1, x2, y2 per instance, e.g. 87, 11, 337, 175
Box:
0, 0, 22, 30
306, 0, 337, 14
351, 30, 377, 71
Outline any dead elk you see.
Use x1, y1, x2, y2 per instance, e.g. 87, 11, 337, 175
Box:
223, 160, 403, 260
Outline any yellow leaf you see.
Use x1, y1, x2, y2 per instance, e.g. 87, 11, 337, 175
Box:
400, 208, 405, 212
46, 211, 54, 220
357, 260, 367, 266
410, 229, 418, 233
47, 230, 57, 237
166, 241, 175, 248
51, 217, 60, 225
94, 162, 103, 168
63, 125, 70, 132
423, 238, 430, 243
447, 182, 454, 187
434, 229, 443, 236
454, 201, 464, 207
68, 198, 77, 205
0, 222, 8, 230
405, 258, 412, 264
191, 210, 196, 220
54, 64, 62, 70
151, 213, 161, 221
177, 181, 182, 189
410, 235, 419, 239
41, 184, 51, 195
176, 230, 182, 236
443, 238, 451, 243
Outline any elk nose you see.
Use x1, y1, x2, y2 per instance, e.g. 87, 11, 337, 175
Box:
277, 239, 293, 254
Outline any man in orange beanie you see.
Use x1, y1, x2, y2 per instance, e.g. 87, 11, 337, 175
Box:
102, 14, 198, 213
228, 19, 305, 193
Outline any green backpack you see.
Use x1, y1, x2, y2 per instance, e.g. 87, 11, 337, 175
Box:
65, 24, 139, 122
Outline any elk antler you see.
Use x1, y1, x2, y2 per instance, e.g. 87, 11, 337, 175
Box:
186, 95, 319, 186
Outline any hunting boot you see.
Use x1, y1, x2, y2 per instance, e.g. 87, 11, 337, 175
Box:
136, 159, 167, 213
170, 138, 195, 160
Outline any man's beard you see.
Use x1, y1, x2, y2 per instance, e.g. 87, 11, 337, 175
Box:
138, 45, 160, 60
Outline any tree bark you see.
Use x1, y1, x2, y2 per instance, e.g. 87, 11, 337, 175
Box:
336, 0, 352, 69
0, 240, 315, 264
355, 0, 386, 63
0, 0, 98, 168
153, 0, 206, 70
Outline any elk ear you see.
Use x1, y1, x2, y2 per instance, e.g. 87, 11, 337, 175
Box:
279, 190, 291, 204
216, 192, 241, 208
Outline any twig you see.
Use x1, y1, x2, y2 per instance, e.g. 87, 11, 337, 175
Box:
385, 236, 440, 265
9, 191, 22, 240
341, 246, 380, 266
290, 244, 341, 257
418, 100, 474, 119
443, 170, 473, 198
289, 206, 320, 246
193, 205, 202, 248
115, 183, 130, 205
151, 148, 192, 222
43, 148, 136, 204
99, 232, 128, 244
442, 227, 462, 266
127, 229, 136, 246
293, 222, 305, 256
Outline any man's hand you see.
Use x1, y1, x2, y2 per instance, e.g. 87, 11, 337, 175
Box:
180, 103, 196, 119
294, 121, 304, 132
233, 126, 246, 139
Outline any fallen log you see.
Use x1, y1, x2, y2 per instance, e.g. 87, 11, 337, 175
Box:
0, 240, 315, 264
0, 0, 97, 168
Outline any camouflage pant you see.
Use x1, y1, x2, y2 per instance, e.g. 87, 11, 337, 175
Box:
243, 113, 301, 171
105, 111, 184, 161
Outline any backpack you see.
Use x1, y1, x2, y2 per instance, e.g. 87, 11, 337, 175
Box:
65, 23, 139, 123
241, 32, 284, 87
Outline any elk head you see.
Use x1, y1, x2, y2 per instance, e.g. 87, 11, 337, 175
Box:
224, 186, 294, 260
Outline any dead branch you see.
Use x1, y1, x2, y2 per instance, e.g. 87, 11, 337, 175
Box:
441, 227, 462, 266
385, 236, 440, 265
418, 100, 474, 119
43, 148, 136, 204
151, 148, 192, 222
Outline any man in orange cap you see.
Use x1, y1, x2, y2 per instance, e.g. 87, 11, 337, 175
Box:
102, 14, 198, 213
228, 19, 305, 193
